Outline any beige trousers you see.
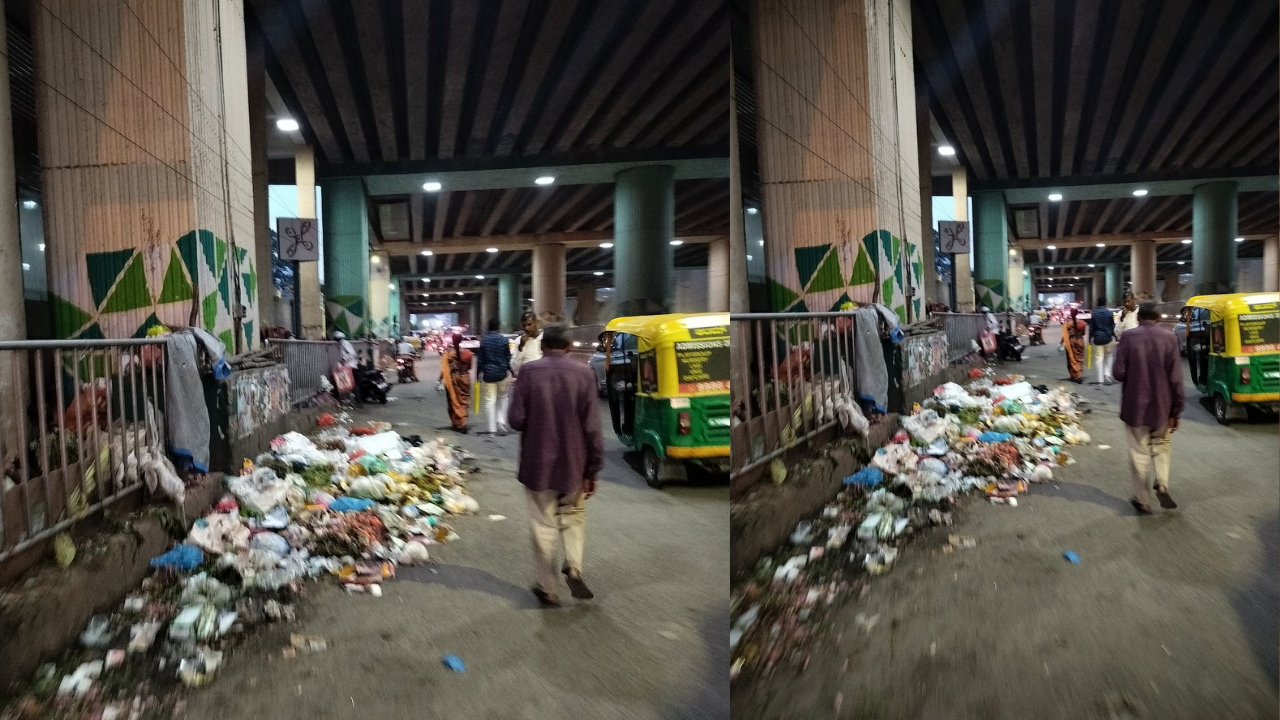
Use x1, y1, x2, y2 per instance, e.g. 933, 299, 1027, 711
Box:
525, 488, 586, 595
1125, 425, 1172, 505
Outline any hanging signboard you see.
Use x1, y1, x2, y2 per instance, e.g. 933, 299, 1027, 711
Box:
938, 220, 970, 254
278, 217, 319, 262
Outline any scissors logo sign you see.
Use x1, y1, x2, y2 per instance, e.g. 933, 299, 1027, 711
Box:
938, 221, 970, 254
278, 218, 318, 262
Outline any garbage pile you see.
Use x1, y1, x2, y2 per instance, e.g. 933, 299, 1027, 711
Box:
729, 373, 1090, 681
5, 419, 478, 719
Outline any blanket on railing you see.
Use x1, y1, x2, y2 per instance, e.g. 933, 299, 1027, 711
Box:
166, 329, 227, 472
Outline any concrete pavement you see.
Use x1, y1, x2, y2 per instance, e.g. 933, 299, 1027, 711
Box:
181, 355, 730, 720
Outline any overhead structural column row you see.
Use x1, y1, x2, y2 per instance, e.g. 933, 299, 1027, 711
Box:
1130, 240, 1156, 300
1192, 181, 1238, 296
498, 274, 522, 331
322, 178, 370, 336
972, 190, 1008, 310
614, 165, 675, 317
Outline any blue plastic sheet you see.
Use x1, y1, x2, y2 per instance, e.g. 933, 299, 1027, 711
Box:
1062, 550, 1081, 564
977, 431, 1014, 443
149, 544, 204, 572
843, 467, 883, 487
442, 654, 466, 673
329, 497, 375, 513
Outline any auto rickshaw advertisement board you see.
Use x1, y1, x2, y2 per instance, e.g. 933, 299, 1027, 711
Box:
1239, 305, 1280, 354
674, 336, 730, 393
638, 349, 658, 394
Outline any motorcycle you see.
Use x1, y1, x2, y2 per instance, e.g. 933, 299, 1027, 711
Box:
997, 330, 1024, 362
353, 359, 390, 404
396, 354, 418, 383
1028, 324, 1045, 345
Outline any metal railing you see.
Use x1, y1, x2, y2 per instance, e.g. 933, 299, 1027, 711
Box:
0, 338, 169, 563
267, 339, 340, 406
730, 312, 864, 481
933, 312, 987, 361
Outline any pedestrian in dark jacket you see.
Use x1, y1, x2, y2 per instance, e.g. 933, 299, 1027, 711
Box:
475, 318, 513, 435
1112, 302, 1183, 514
507, 323, 603, 605
1089, 297, 1117, 384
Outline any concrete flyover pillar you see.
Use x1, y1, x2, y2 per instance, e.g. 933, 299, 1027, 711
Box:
573, 284, 599, 325
973, 190, 1009, 310
707, 236, 729, 312
1130, 239, 1156, 300
0, 4, 26, 460
1263, 236, 1279, 292
367, 251, 391, 337
614, 165, 675, 316
532, 243, 567, 323
498, 274, 521, 331
296, 148, 324, 338
952, 168, 974, 311
1006, 248, 1025, 310
388, 282, 401, 336
480, 287, 498, 330
322, 178, 370, 336
1191, 181, 1238, 296
247, 30, 274, 339
1104, 264, 1122, 307
1091, 275, 1104, 306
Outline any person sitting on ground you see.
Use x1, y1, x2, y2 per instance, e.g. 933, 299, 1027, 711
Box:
1111, 302, 1182, 514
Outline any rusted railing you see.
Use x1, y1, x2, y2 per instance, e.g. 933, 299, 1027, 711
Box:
267, 339, 340, 406
0, 338, 169, 563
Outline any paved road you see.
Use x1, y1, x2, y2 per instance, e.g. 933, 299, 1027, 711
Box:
183, 355, 729, 720
734, 330, 1279, 720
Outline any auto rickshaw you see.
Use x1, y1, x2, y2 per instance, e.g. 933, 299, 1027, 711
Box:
601, 313, 730, 487
1181, 292, 1280, 424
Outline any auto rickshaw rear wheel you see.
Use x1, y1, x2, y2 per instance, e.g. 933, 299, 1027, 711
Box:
642, 447, 663, 489
1214, 393, 1231, 425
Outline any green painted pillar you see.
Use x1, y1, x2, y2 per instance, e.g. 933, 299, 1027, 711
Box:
322, 178, 370, 336
498, 274, 521, 331
972, 190, 1009, 310
1192, 181, 1238, 295
615, 165, 675, 316
1023, 272, 1032, 307
388, 282, 401, 336
1104, 264, 1121, 307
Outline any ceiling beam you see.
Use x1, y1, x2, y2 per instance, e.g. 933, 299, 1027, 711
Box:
401, 1, 430, 160
452, 191, 477, 238
352, 2, 398, 162
251, 0, 343, 163
438, 1, 480, 160
1017, 232, 1277, 250
410, 193, 424, 242
380, 232, 722, 256
432, 192, 452, 242
299, 1, 370, 164
466, 0, 526, 156
491, 0, 580, 157
480, 189, 517, 237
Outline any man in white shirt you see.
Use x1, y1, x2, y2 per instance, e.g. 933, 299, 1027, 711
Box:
397, 337, 415, 357
1115, 292, 1140, 341
333, 331, 358, 368
511, 311, 543, 376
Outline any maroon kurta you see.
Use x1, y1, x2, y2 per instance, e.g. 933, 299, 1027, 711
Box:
507, 352, 604, 493
1112, 322, 1185, 429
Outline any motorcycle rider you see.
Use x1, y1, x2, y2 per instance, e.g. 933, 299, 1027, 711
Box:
396, 336, 418, 382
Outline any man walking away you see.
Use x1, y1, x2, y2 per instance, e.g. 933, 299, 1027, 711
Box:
476, 318, 513, 435
1089, 297, 1117, 384
508, 324, 602, 605
1112, 302, 1182, 514
511, 311, 543, 376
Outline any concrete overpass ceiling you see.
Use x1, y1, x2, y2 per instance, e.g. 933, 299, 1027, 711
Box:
247, 0, 729, 172
916, 0, 1279, 185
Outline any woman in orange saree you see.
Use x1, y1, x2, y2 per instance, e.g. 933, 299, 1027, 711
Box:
1060, 308, 1087, 383
440, 333, 473, 432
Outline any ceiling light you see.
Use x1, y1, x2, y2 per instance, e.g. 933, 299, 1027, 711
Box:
1235, 237, 1244, 243
746, 255, 753, 261
450, 301, 457, 305
1181, 238, 1192, 244
1023, 270, 1028, 276
1048, 266, 1054, 270
276, 118, 299, 132
534, 176, 555, 185
423, 181, 442, 192
1048, 193, 1063, 202
1088, 263, 1095, 268
1132, 189, 1148, 197
599, 242, 613, 249
1177, 261, 1185, 265
593, 271, 604, 276
370, 255, 379, 263
387, 282, 395, 289
21, 200, 36, 209
421, 250, 433, 256
669, 240, 684, 246
38, 243, 44, 252
1096, 243, 1105, 248
759, 240, 765, 246
475, 275, 485, 279
1074, 276, 1080, 280
1046, 244, 1056, 250
456, 292, 464, 296
422, 277, 430, 282
486, 247, 499, 253
938, 145, 956, 156
22, 262, 29, 271
746, 207, 759, 214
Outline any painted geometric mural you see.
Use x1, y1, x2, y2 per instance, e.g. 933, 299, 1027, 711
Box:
766, 226, 924, 323
326, 295, 367, 337
50, 228, 256, 352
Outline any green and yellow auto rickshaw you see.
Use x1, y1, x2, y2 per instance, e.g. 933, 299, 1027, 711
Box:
601, 313, 730, 487
1182, 292, 1280, 424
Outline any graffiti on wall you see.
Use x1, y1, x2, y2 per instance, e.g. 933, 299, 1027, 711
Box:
766, 222, 924, 323
901, 331, 950, 388
50, 226, 257, 350
228, 364, 290, 440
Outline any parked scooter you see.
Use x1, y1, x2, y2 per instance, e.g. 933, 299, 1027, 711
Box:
396, 355, 418, 383
353, 357, 390, 404
997, 330, 1024, 362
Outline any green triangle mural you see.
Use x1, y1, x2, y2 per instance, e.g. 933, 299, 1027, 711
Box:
199, 229, 218, 274
49, 292, 92, 337
331, 312, 351, 334
807, 249, 845, 293
217, 267, 231, 311
132, 313, 162, 338
893, 256, 905, 294
218, 329, 233, 350
243, 320, 254, 348
849, 245, 876, 285
767, 278, 800, 311
177, 231, 200, 278
862, 230, 888, 269
214, 236, 228, 277
158, 249, 193, 303
76, 322, 105, 340
101, 255, 152, 313
242, 259, 257, 304
881, 277, 895, 304
794, 245, 831, 289
202, 291, 220, 332
829, 292, 853, 311
893, 304, 906, 323
790, 298, 809, 312
890, 234, 901, 266
87, 248, 136, 308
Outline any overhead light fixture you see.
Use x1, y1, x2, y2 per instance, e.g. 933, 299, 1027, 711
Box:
1132, 189, 1148, 197
1023, 270, 1028, 276
1235, 237, 1245, 243
22, 262, 29, 271
593, 271, 604, 276
1046, 244, 1056, 250
1181, 238, 1192, 244
669, 240, 684, 246
1088, 263, 1095, 268
38, 243, 44, 252
938, 145, 956, 156
486, 247, 499, 253
1048, 266, 1054, 270
450, 301, 457, 305
421, 250, 433, 256
1048, 193, 1063, 202
370, 255, 380, 264
1074, 276, 1080, 280
746, 207, 759, 215
534, 176, 555, 185
599, 242, 613, 249
276, 118, 299, 132
456, 292, 464, 296
1096, 243, 1105, 248
423, 181, 442, 192
422, 277, 430, 282
21, 200, 36, 209
746, 255, 753, 261
475, 274, 485, 279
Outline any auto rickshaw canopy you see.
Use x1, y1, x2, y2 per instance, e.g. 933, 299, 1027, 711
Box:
603, 312, 730, 351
